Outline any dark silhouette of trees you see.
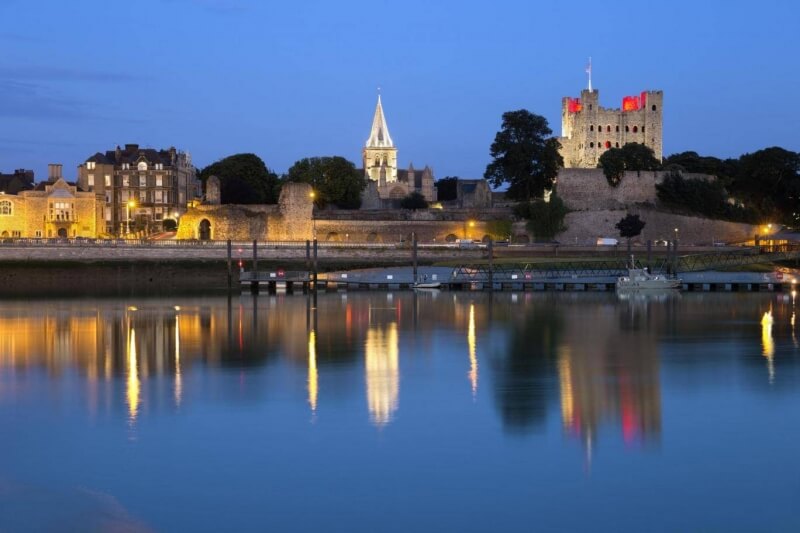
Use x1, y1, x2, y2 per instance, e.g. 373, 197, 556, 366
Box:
200, 154, 280, 204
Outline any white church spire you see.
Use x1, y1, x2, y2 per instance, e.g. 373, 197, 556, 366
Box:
366, 94, 394, 148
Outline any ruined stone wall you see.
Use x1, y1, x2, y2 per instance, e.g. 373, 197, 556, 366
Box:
556, 168, 711, 211
176, 204, 273, 240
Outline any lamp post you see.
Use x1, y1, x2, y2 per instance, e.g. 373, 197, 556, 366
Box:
127, 199, 136, 237
674, 227, 679, 242
309, 190, 316, 240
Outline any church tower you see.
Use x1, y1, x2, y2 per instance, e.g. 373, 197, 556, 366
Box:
363, 95, 398, 184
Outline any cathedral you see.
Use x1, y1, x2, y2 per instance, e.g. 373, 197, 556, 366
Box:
360, 95, 436, 208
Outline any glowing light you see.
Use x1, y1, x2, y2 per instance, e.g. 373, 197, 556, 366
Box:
761, 310, 775, 383
467, 303, 478, 397
567, 98, 582, 113
308, 329, 318, 413
365, 322, 399, 427
622, 95, 641, 111
127, 327, 140, 422
557, 347, 575, 430
174, 314, 182, 407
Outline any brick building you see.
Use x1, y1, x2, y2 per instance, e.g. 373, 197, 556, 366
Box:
76, 144, 200, 235
0, 169, 34, 194
0, 164, 103, 239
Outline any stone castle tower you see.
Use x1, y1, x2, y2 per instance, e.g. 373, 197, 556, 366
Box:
559, 88, 663, 168
363, 95, 398, 186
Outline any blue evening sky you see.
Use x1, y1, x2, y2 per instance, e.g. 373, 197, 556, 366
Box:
0, 0, 798, 181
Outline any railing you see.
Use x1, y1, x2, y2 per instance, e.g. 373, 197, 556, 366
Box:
240, 270, 310, 282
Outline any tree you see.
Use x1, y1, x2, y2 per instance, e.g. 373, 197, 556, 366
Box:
400, 191, 428, 210
620, 143, 661, 171
515, 195, 569, 241
730, 147, 800, 224
615, 214, 646, 243
598, 148, 626, 186
435, 176, 459, 202
200, 153, 280, 204
286, 156, 366, 209
484, 110, 563, 201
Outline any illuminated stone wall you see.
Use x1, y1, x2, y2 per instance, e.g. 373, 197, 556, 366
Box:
560, 89, 663, 168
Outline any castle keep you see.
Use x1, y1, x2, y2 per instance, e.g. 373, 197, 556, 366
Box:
559, 88, 663, 168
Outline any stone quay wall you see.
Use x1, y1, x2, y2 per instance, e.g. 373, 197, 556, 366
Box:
561, 208, 756, 245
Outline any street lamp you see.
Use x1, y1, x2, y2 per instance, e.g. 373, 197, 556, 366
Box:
127, 199, 136, 236
465, 219, 475, 240
674, 227, 679, 242
309, 190, 316, 240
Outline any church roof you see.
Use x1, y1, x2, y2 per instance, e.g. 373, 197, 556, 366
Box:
365, 95, 394, 148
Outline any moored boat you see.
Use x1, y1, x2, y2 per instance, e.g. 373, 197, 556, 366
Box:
616, 258, 681, 291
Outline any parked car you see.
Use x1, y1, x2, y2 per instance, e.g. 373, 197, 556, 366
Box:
596, 238, 618, 246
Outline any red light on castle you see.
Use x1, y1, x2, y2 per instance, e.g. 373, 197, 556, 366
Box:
568, 98, 582, 113
622, 96, 641, 111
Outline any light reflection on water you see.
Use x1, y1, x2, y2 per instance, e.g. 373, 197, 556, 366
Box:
1, 291, 800, 531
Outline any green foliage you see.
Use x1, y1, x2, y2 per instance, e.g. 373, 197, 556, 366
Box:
598, 143, 660, 186
399, 191, 429, 210
730, 147, 800, 224
285, 156, 366, 209
200, 153, 280, 204
656, 171, 756, 222
615, 214, 646, 240
485, 220, 513, 241
436, 176, 459, 202
484, 110, 563, 201
598, 148, 626, 186
516, 195, 569, 241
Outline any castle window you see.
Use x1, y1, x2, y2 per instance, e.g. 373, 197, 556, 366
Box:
615, 142, 619, 148
606, 125, 611, 132
590, 125, 594, 131
589, 104, 592, 110
633, 126, 638, 133
0, 200, 12, 215
589, 142, 594, 148
86, 161, 96, 170
652, 104, 657, 111
605, 141, 611, 149
616, 125, 619, 132
642, 125, 645, 133
137, 161, 148, 171
625, 126, 629, 132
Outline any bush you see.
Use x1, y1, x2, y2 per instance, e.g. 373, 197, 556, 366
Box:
516, 195, 569, 241
656, 171, 756, 222
400, 191, 428, 210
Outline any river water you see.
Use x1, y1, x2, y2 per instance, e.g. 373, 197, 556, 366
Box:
0, 291, 798, 532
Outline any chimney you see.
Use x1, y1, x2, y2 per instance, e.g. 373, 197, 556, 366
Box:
47, 164, 63, 183
125, 144, 139, 153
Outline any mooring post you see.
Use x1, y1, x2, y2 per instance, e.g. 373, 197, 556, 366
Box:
251, 239, 258, 294
646, 239, 652, 268
412, 232, 418, 284
666, 241, 672, 275
673, 239, 679, 274
488, 238, 494, 290
312, 238, 318, 289
226, 239, 232, 290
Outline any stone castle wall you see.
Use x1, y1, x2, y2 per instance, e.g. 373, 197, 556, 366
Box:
561, 208, 755, 245
556, 169, 710, 211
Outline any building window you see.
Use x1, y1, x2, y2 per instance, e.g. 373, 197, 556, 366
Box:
589, 104, 592, 110
605, 141, 611, 148
137, 162, 148, 171
88, 174, 95, 187
122, 163, 130, 170
139, 176, 147, 187
35, 230, 42, 238
633, 126, 638, 133
616, 125, 619, 132
615, 142, 619, 148
589, 125, 593, 131
122, 175, 129, 187
625, 126, 629, 132
0, 200, 12, 215
154, 191, 163, 203
155, 163, 163, 170
86, 161, 96, 170
589, 142, 594, 148
105, 175, 111, 187
606, 125, 611, 132
652, 105, 657, 111
140, 191, 147, 203
156, 175, 163, 187
642, 125, 646, 133
12, 231, 20, 238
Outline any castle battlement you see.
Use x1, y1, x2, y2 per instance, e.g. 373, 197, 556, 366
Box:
559, 88, 663, 168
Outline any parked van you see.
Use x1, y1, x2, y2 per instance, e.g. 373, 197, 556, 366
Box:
596, 238, 618, 246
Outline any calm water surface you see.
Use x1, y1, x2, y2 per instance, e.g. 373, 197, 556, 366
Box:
1, 291, 799, 532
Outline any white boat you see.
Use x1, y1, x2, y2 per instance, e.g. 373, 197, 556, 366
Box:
616, 259, 681, 291
413, 281, 442, 290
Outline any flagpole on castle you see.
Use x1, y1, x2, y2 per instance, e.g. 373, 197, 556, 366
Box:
586, 57, 592, 92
